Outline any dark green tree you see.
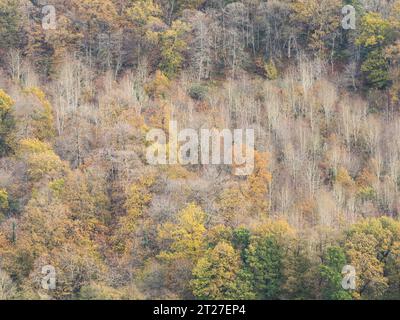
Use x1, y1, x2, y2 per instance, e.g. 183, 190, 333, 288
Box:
319, 246, 353, 300
0, 0, 22, 49
0, 89, 16, 157
244, 235, 284, 299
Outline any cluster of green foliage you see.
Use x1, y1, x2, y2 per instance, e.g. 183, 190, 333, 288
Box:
0, 89, 15, 157
189, 217, 400, 300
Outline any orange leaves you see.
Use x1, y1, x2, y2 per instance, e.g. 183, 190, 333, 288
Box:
23, 87, 55, 142
246, 151, 272, 215
72, 0, 118, 29
112, 174, 156, 254
145, 70, 171, 99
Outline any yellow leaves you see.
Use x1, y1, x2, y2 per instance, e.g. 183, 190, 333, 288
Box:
126, 0, 161, 27
217, 151, 272, 221
248, 151, 272, 189
356, 13, 392, 47
349, 217, 400, 252
246, 151, 272, 214
26, 152, 62, 180
345, 232, 387, 297
299, 198, 318, 224
336, 167, 354, 188
19, 138, 51, 154
143, 17, 190, 61
218, 188, 244, 212
31, 242, 107, 299
356, 167, 376, 188
292, 0, 319, 20
156, 203, 207, 295
128, 0, 165, 43
217, 186, 248, 226
366, 36, 380, 47
0, 88, 15, 154
191, 241, 241, 300
164, 164, 194, 180
0, 89, 15, 154
124, 175, 155, 221
0, 188, 8, 221
0, 89, 14, 114
158, 20, 190, 77
205, 225, 232, 247
15, 198, 72, 259
335, 167, 356, 199
252, 219, 296, 240
385, 40, 400, 104
126, 111, 148, 133
0, 268, 16, 299
24, 86, 53, 121
264, 60, 278, 80
145, 70, 171, 99
61, 171, 107, 224
24, 87, 46, 103
344, 217, 400, 298
73, 0, 118, 28
47, 15, 84, 60
18, 139, 64, 181
0, 188, 9, 211
79, 282, 126, 300
23, 87, 55, 142
48, 178, 65, 196
114, 174, 156, 253
390, 1, 400, 28
6, 184, 108, 298
291, 0, 341, 55
149, 100, 172, 133
158, 203, 207, 262
178, 203, 206, 232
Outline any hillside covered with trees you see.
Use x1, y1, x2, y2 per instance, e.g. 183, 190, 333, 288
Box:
0, 0, 400, 300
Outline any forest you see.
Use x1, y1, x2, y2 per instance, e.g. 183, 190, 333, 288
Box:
0, 0, 400, 300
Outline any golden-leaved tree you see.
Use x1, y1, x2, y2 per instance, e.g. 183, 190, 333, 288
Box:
157, 203, 207, 296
